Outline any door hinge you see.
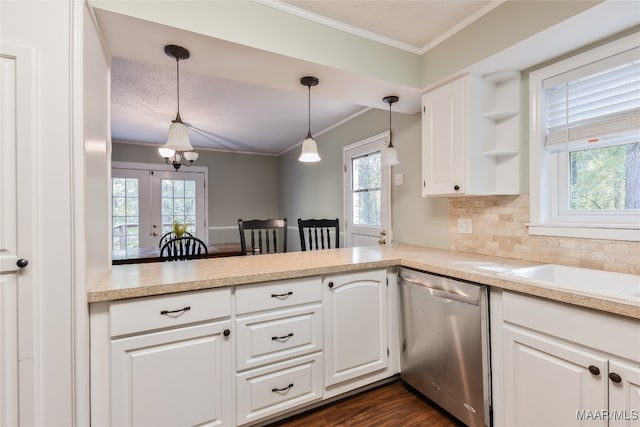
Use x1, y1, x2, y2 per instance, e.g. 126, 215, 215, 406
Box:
344, 164, 347, 173
386, 277, 389, 286
387, 347, 389, 357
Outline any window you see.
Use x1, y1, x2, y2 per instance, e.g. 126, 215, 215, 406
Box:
529, 33, 640, 241
160, 178, 198, 235
351, 152, 382, 227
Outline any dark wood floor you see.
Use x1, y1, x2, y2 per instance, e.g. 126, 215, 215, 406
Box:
266, 380, 461, 427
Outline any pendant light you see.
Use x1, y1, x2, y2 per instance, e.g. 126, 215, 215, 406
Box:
382, 95, 400, 166
158, 44, 199, 171
299, 76, 321, 162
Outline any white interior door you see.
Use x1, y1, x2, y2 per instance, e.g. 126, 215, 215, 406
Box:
1, 45, 35, 426
343, 132, 391, 247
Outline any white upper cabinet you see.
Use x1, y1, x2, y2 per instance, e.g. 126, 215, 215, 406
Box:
422, 72, 522, 197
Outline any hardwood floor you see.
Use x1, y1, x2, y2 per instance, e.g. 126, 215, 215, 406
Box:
266, 380, 462, 427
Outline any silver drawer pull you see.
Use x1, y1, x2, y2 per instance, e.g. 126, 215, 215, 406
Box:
271, 291, 293, 298
160, 306, 191, 316
272, 332, 294, 341
272, 383, 294, 393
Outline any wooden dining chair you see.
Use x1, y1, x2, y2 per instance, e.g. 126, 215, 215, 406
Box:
160, 236, 208, 261
238, 219, 287, 255
158, 230, 193, 248
298, 218, 339, 251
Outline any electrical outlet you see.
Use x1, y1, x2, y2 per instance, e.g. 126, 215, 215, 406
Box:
394, 173, 404, 186
458, 218, 473, 234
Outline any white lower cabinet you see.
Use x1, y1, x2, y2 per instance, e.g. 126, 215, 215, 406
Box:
90, 287, 233, 426
492, 290, 640, 427
111, 321, 233, 427
91, 269, 400, 427
323, 269, 390, 390
234, 277, 324, 426
235, 353, 323, 426
502, 326, 608, 426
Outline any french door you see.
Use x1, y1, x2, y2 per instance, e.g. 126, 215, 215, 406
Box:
112, 165, 206, 259
343, 132, 391, 247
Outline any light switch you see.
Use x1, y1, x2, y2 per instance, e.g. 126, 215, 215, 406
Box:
394, 173, 404, 186
458, 218, 472, 234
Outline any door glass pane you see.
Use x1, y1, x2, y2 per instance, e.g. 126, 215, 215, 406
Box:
161, 178, 198, 235
112, 177, 140, 259
351, 152, 381, 226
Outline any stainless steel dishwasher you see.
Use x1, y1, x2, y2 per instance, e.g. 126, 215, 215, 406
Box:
398, 268, 491, 427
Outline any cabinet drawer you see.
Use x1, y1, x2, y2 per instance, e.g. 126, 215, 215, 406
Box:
236, 303, 322, 371
236, 352, 323, 426
110, 287, 231, 337
235, 277, 321, 315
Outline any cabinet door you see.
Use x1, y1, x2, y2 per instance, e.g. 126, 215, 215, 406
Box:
609, 360, 640, 427
323, 269, 387, 387
422, 77, 466, 196
503, 325, 608, 427
111, 321, 232, 427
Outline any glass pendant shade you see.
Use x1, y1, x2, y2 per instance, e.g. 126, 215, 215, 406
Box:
299, 76, 321, 163
382, 95, 400, 166
182, 151, 198, 162
383, 145, 399, 166
299, 135, 321, 162
164, 120, 192, 152
158, 147, 175, 158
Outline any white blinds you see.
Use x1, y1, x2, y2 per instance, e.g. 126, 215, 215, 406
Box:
543, 47, 640, 150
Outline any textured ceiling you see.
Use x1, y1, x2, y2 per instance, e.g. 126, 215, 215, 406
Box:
111, 57, 364, 154
105, 0, 499, 155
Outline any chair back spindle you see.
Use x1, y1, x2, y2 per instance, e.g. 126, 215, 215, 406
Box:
238, 219, 287, 255
160, 236, 208, 261
298, 218, 339, 251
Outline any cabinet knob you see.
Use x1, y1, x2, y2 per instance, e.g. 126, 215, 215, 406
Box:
608, 372, 622, 383
17, 258, 29, 268
588, 365, 600, 376
454, 185, 460, 191
223, 329, 231, 337
328, 281, 334, 288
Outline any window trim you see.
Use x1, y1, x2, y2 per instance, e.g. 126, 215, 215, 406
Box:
528, 32, 640, 242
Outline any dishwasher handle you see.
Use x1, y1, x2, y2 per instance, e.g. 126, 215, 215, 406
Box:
399, 274, 480, 306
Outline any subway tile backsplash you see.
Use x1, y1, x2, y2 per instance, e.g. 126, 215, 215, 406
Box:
448, 195, 640, 275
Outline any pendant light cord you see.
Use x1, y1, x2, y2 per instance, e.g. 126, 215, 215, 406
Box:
307, 84, 312, 138
175, 57, 181, 123
388, 102, 394, 148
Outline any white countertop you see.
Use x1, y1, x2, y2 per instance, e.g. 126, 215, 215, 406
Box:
88, 244, 640, 320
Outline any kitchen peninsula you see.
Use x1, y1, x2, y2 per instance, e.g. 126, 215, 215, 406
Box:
89, 244, 639, 427
90, 244, 639, 319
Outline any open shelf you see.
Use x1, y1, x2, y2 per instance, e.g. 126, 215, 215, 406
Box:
483, 110, 518, 121
482, 149, 519, 158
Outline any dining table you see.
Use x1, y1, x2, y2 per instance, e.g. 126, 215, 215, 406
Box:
112, 242, 243, 265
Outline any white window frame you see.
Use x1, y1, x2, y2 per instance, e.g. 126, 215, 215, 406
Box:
528, 32, 640, 242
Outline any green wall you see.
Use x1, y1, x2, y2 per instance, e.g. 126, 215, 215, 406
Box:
112, 142, 280, 244
279, 108, 449, 251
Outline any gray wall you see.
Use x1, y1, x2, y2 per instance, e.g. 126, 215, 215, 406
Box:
279, 108, 449, 250
112, 142, 280, 243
